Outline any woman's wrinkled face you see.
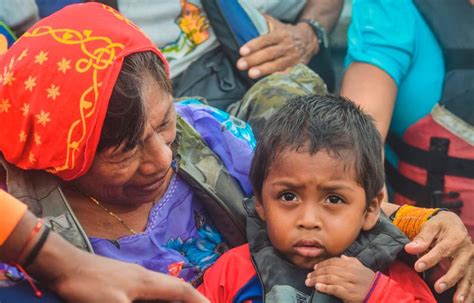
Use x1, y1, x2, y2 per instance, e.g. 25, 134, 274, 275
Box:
72, 75, 176, 205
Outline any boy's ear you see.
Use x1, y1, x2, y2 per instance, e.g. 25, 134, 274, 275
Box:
361, 190, 384, 231
255, 197, 266, 221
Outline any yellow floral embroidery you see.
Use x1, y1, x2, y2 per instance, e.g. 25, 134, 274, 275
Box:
57, 58, 71, 74
19, 130, 27, 142
21, 103, 30, 116
34, 133, 42, 145
46, 84, 61, 100
36, 110, 51, 126
34, 51, 48, 65
24, 76, 37, 92
18, 49, 28, 61
2, 70, 15, 86
0, 99, 11, 113
29, 152, 36, 164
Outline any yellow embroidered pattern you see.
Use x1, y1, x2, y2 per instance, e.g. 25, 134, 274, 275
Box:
23, 26, 124, 173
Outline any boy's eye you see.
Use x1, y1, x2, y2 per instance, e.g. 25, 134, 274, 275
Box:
279, 192, 297, 202
327, 195, 343, 204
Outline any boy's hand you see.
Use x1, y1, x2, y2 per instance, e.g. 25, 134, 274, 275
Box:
305, 255, 375, 303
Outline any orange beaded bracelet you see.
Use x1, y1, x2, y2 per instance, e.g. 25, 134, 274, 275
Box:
392, 205, 444, 240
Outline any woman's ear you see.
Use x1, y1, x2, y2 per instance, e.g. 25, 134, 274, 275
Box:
255, 197, 266, 221
362, 191, 384, 231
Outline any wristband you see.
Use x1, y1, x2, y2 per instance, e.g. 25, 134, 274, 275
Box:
298, 19, 328, 49
17, 219, 43, 263
23, 226, 50, 268
392, 205, 444, 240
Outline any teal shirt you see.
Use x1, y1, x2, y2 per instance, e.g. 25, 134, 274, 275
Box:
344, 0, 445, 165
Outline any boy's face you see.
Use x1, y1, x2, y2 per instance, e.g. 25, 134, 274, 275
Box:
256, 149, 382, 270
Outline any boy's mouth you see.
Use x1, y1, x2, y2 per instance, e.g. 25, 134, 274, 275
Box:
293, 239, 324, 258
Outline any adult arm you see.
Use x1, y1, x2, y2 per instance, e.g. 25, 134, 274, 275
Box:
0, 192, 208, 303
236, 0, 343, 79
340, 62, 398, 140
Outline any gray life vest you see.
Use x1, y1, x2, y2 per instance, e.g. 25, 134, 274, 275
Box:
244, 198, 414, 303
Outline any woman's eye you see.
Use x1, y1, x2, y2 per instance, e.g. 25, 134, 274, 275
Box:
327, 195, 343, 204
279, 192, 297, 202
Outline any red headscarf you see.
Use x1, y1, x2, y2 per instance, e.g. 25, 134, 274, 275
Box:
0, 3, 169, 180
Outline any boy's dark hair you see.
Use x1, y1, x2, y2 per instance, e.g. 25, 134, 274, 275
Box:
98, 51, 172, 152
250, 94, 384, 205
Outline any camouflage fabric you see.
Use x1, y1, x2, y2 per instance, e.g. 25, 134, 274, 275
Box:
228, 64, 327, 138
173, 115, 247, 247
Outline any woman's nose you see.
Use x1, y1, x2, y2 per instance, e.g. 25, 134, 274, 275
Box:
139, 135, 172, 176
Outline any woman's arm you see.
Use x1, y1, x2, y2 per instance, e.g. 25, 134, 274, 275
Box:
340, 62, 398, 140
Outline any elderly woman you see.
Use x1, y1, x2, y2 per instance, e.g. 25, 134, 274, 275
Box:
0, 3, 471, 302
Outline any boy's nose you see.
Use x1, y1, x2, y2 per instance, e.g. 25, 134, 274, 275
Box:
297, 206, 322, 230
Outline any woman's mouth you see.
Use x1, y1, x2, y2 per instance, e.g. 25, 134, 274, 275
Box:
140, 176, 166, 193
136, 169, 171, 194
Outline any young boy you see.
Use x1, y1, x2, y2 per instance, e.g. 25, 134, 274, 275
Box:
198, 95, 436, 302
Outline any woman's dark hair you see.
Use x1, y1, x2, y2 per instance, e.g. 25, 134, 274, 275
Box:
250, 94, 384, 206
97, 51, 172, 152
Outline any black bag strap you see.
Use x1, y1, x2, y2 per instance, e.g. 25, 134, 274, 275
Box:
200, 0, 255, 87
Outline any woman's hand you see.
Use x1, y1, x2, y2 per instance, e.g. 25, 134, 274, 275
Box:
236, 15, 319, 79
404, 211, 473, 303
51, 253, 209, 303
305, 255, 375, 302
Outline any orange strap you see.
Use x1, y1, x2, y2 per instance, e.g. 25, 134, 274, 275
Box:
0, 190, 28, 245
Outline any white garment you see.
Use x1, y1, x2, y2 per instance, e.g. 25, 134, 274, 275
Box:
118, 0, 306, 78
0, 0, 39, 36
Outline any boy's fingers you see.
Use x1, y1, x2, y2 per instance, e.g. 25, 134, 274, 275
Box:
305, 276, 317, 287
315, 283, 347, 298
316, 257, 347, 268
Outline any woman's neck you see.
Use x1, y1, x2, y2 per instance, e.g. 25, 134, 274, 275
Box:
62, 186, 156, 240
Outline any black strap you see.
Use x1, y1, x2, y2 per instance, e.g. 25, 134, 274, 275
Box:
24, 227, 50, 268
445, 49, 474, 71
385, 162, 463, 210
386, 134, 474, 179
